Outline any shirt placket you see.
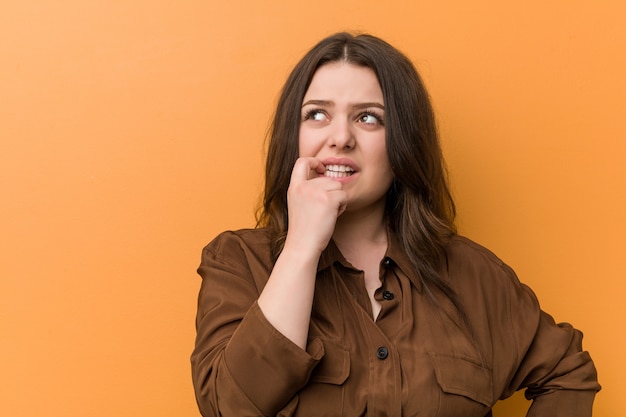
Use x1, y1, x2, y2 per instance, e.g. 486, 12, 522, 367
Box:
362, 318, 402, 417
341, 260, 404, 417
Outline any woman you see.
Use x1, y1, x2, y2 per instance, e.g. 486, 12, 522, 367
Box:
191, 32, 600, 417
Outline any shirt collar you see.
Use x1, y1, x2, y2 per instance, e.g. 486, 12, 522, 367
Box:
317, 239, 348, 271
384, 228, 424, 291
317, 227, 423, 291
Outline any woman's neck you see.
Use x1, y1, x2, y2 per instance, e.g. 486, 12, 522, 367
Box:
332, 206, 388, 263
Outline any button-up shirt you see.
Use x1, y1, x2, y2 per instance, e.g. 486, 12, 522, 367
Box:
191, 228, 600, 416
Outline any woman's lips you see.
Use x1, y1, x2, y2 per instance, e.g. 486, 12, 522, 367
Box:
324, 164, 355, 178
319, 158, 359, 182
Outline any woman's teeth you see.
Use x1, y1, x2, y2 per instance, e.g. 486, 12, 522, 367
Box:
325, 165, 355, 178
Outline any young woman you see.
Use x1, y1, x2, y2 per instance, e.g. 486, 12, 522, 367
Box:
191, 32, 600, 417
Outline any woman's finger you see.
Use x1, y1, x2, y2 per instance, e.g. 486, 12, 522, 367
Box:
290, 157, 326, 183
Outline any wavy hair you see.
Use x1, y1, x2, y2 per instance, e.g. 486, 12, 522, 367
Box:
257, 32, 458, 303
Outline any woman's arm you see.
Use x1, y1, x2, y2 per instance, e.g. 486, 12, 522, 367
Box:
192, 233, 324, 417
192, 157, 347, 416
258, 157, 346, 349
500, 264, 601, 417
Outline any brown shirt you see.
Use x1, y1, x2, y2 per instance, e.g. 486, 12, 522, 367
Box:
191, 228, 600, 417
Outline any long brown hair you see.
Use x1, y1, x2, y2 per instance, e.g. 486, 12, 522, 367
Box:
257, 32, 458, 302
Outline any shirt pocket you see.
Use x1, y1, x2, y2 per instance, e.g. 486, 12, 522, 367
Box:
293, 340, 351, 415
429, 352, 494, 414
310, 340, 350, 384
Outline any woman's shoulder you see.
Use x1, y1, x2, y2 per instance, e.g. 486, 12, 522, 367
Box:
444, 234, 520, 285
444, 235, 540, 316
209, 227, 272, 243
197, 228, 276, 279
446, 235, 505, 266
202, 228, 274, 259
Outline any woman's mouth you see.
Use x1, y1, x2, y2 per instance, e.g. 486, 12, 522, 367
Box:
324, 164, 355, 178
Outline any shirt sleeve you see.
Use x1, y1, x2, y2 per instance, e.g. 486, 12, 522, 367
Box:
500, 263, 601, 417
191, 232, 324, 417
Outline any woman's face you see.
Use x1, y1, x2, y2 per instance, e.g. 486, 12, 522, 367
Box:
298, 62, 393, 215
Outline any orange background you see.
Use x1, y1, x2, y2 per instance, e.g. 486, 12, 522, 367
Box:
1, 1, 624, 416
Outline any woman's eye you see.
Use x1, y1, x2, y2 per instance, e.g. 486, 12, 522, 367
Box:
312, 111, 327, 121
358, 112, 382, 125
305, 110, 328, 121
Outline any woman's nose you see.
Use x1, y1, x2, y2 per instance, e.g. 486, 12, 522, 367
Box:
327, 118, 356, 150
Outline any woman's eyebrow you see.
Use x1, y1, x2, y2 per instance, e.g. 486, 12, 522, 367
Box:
301, 99, 332, 108
301, 100, 384, 110
351, 102, 385, 110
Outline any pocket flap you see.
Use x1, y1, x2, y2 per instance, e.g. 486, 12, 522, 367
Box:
429, 352, 493, 406
310, 340, 350, 385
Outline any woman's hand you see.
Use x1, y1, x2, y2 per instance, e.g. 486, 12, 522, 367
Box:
257, 157, 346, 349
285, 157, 348, 255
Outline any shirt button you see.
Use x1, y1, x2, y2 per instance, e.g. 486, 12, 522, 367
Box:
382, 290, 395, 300
376, 346, 389, 360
